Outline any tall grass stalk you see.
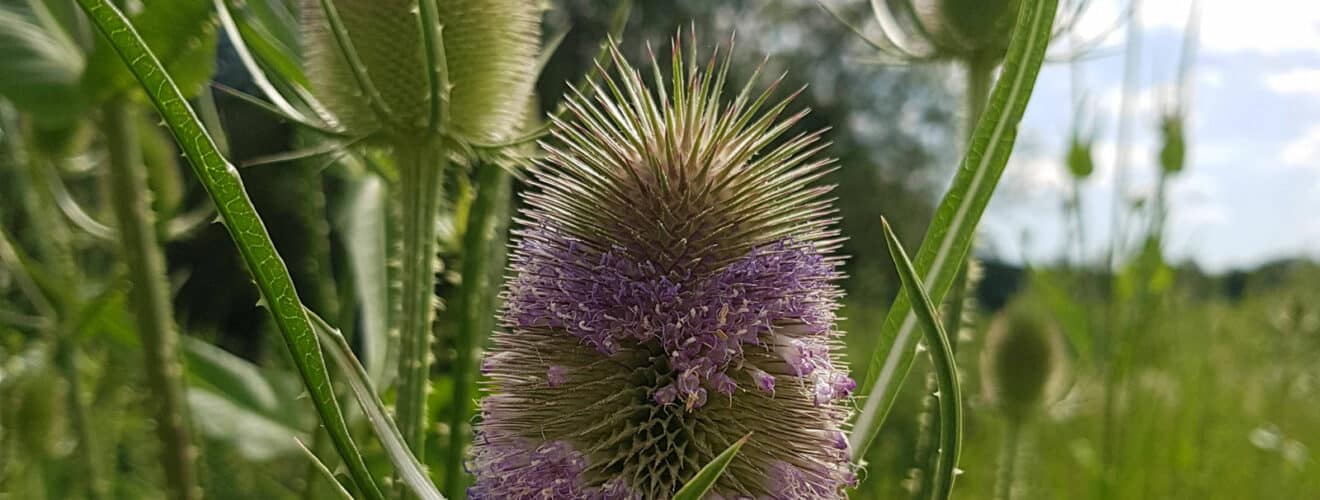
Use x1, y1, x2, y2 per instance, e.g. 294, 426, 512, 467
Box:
1100, 3, 1142, 496
102, 102, 199, 500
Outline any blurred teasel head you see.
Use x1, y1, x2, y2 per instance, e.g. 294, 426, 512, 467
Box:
856, 0, 1101, 64
913, 0, 1022, 61
300, 0, 540, 143
1066, 134, 1094, 179
980, 305, 1067, 423
468, 37, 857, 499
1158, 113, 1186, 175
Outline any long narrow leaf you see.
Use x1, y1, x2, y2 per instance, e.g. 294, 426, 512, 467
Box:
850, 0, 1059, 459
881, 218, 963, 500
306, 309, 446, 500
295, 439, 356, 500
213, 0, 307, 125
671, 433, 751, 500
71, 2, 384, 498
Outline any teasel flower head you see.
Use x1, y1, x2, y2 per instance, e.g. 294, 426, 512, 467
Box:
469, 37, 856, 499
980, 305, 1068, 423
300, 0, 539, 143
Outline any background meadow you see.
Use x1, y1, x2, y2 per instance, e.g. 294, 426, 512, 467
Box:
2, 0, 1318, 499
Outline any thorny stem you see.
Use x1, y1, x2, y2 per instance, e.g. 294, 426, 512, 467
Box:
102, 102, 200, 500
393, 140, 448, 470
445, 163, 512, 498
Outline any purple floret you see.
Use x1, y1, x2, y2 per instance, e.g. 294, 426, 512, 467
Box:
468, 434, 640, 500
507, 230, 852, 409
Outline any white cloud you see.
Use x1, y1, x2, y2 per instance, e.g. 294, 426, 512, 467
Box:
1265, 68, 1320, 94
1141, 0, 1320, 54
1281, 125, 1320, 167
1005, 153, 1071, 196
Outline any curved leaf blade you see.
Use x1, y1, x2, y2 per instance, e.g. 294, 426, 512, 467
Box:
71, 1, 383, 498
850, 0, 1060, 459
672, 433, 751, 500
881, 218, 963, 500
306, 309, 445, 500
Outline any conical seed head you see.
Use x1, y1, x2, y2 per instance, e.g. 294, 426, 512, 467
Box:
469, 39, 856, 499
301, 0, 539, 140
301, 0, 428, 134
980, 305, 1066, 422
438, 0, 541, 142
914, 0, 1022, 60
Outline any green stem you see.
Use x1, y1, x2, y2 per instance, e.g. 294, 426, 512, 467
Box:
13, 123, 105, 499
1101, 6, 1143, 497
102, 102, 200, 500
445, 163, 511, 498
995, 420, 1022, 500
394, 141, 447, 465
53, 334, 106, 500
943, 54, 992, 352
1072, 178, 1086, 268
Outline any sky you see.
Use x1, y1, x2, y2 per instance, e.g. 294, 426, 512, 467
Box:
976, 0, 1320, 272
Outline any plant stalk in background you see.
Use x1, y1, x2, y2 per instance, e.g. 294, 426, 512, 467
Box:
445, 161, 510, 496
102, 101, 199, 500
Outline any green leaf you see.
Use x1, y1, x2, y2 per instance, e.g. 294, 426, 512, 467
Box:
332, 173, 391, 386
295, 439, 356, 500
181, 337, 307, 430
850, 0, 1058, 460
880, 218, 963, 500
221, 0, 306, 87
306, 309, 446, 500
671, 433, 751, 500
0, 3, 85, 123
70, 1, 383, 498
82, 0, 217, 101
187, 388, 306, 462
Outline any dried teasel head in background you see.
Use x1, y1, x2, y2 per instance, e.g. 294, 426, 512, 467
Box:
468, 36, 857, 499
980, 304, 1068, 423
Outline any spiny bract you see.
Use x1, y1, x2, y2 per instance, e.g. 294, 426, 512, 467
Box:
468, 38, 857, 499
